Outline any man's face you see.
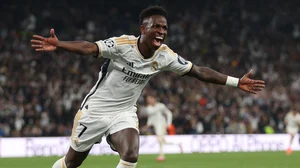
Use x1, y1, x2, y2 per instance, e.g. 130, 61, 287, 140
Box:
146, 95, 156, 105
141, 15, 168, 50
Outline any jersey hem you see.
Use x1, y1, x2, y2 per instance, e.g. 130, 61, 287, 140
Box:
181, 63, 194, 76
93, 43, 100, 58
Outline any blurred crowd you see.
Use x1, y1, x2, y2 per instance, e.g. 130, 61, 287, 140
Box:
0, 0, 300, 137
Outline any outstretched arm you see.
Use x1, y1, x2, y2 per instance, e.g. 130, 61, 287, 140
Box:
186, 65, 265, 94
31, 29, 98, 56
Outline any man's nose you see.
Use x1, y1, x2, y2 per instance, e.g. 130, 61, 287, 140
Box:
157, 28, 165, 34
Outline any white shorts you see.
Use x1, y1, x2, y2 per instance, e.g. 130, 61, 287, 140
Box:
70, 110, 139, 152
286, 127, 299, 135
153, 124, 167, 136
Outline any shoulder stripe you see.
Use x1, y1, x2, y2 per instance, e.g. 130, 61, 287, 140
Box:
115, 38, 137, 46
114, 37, 128, 41
166, 48, 177, 57
156, 46, 168, 52
115, 38, 137, 42
156, 46, 177, 57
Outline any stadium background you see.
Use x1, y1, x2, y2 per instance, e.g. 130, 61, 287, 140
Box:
0, 0, 300, 167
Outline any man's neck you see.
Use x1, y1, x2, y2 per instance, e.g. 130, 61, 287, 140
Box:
138, 36, 155, 59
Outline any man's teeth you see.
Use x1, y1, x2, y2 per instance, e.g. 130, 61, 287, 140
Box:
155, 37, 163, 40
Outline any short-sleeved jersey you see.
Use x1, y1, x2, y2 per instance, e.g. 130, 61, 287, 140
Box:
146, 102, 173, 127
80, 35, 193, 117
285, 112, 300, 128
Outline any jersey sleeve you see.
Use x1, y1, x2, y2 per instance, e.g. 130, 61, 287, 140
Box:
94, 37, 118, 59
162, 47, 193, 76
94, 35, 135, 59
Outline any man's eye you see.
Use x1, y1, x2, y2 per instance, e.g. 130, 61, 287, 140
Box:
151, 25, 168, 31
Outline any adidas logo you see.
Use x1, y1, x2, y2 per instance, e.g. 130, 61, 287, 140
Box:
127, 62, 134, 68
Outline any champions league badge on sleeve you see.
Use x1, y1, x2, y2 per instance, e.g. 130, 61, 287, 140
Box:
103, 39, 115, 48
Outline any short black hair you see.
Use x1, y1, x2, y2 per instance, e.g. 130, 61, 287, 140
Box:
139, 6, 168, 25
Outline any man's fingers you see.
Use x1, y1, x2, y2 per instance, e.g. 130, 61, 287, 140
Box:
32, 35, 45, 40
241, 85, 264, 94
247, 90, 257, 94
254, 80, 265, 84
254, 84, 265, 88
31, 39, 42, 44
35, 48, 44, 51
50, 28, 55, 38
245, 69, 253, 77
240, 76, 265, 94
31, 44, 42, 48
252, 87, 263, 92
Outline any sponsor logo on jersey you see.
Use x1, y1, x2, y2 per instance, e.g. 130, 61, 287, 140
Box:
121, 67, 152, 85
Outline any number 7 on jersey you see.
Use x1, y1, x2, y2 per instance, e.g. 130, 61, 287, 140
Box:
78, 123, 87, 138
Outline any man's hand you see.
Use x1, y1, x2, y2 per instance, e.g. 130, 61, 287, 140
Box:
31, 29, 58, 52
238, 69, 265, 94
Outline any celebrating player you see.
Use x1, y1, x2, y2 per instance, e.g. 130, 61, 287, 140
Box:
31, 5, 265, 168
284, 106, 300, 155
144, 94, 182, 162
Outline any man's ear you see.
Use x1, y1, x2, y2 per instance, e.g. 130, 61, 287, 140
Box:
140, 24, 146, 35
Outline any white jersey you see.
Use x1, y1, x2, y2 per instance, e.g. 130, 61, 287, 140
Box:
285, 112, 300, 128
146, 102, 172, 127
80, 35, 193, 116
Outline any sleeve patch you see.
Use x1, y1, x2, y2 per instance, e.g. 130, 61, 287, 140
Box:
177, 55, 189, 65
103, 39, 115, 48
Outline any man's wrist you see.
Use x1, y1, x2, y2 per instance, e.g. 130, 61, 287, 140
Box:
226, 76, 239, 87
